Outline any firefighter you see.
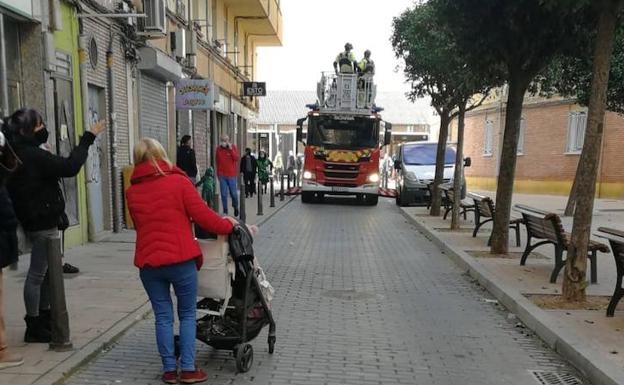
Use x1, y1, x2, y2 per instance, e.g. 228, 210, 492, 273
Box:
358, 50, 375, 76
333, 43, 357, 74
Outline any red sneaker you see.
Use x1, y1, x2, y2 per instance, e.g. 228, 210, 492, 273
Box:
179, 369, 208, 383
162, 371, 178, 384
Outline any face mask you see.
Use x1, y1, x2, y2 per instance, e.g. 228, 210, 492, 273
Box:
220, 141, 227, 147
34, 127, 49, 145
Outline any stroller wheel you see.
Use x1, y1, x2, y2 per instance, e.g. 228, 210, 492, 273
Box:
268, 335, 276, 354
234, 343, 253, 373
174, 335, 180, 358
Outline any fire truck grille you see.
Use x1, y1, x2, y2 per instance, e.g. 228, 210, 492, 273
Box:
323, 162, 360, 180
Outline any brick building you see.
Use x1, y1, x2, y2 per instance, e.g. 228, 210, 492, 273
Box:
451, 89, 624, 199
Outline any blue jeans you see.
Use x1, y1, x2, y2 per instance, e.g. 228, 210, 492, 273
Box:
218, 176, 239, 214
140, 259, 198, 372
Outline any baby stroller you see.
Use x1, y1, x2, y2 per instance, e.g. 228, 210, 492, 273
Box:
181, 225, 276, 373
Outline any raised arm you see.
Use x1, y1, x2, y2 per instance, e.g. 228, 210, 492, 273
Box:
37, 131, 96, 178
182, 179, 233, 235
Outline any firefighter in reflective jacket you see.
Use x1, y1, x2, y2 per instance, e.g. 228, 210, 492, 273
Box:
358, 50, 375, 76
333, 42, 357, 74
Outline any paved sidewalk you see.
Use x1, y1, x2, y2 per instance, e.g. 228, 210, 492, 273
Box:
0, 190, 294, 385
401, 191, 624, 385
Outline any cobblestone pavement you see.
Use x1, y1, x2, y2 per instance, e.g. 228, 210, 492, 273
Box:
64, 198, 589, 385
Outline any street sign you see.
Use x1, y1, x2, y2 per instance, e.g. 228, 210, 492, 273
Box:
175, 79, 214, 110
243, 82, 267, 97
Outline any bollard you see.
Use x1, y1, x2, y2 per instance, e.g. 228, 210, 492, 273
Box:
270, 176, 275, 208
47, 236, 73, 351
257, 179, 263, 216
287, 173, 292, 191
279, 173, 285, 201
239, 176, 246, 223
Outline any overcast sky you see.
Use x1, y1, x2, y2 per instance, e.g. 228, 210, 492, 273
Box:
257, 0, 416, 93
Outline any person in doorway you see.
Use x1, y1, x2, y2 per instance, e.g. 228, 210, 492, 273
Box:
126, 138, 236, 384
215, 135, 240, 217
334, 42, 357, 74
4, 108, 105, 343
176, 135, 198, 183
256, 150, 273, 194
273, 152, 283, 179
240, 148, 257, 198
0, 128, 24, 369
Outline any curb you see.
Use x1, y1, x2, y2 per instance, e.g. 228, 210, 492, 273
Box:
400, 208, 624, 385
32, 301, 153, 385
256, 195, 297, 228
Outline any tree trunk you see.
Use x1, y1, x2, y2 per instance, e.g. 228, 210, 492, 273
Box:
490, 78, 529, 254
430, 112, 451, 216
451, 103, 466, 230
562, 2, 619, 302
563, 167, 580, 216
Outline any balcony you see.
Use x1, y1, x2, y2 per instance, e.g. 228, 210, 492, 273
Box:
223, 0, 283, 46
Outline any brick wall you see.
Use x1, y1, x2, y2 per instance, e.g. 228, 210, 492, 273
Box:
455, 99, 624, 198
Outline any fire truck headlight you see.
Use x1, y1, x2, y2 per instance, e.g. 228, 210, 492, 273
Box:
303, 171, 314, 180
368, 173, 380, 183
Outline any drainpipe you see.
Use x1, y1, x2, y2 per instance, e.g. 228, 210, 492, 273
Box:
0, 14, 9, 116
107, 27, 120, 232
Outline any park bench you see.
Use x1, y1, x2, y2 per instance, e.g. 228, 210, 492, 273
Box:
597, 227, 624, 316
441, 185, 475, 220
514, 204, 609, 284
469, 192, 522, 247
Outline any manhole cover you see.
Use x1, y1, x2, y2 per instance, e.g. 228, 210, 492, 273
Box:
322, 289, 375, 301
530, 370, 584, 385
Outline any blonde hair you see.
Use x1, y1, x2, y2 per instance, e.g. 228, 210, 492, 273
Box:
133, 138, 172, 175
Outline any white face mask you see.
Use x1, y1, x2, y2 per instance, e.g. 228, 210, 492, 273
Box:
220, 141, 228, 147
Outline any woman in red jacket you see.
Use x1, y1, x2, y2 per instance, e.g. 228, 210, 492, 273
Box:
127, 138, 236, 384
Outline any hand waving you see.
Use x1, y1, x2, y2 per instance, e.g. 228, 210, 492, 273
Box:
89, 120, 106, 136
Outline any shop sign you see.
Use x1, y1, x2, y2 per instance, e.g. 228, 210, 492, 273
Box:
175, 79, 214, 110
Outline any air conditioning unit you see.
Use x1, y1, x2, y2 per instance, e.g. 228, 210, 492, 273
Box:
176, 0, 186, 20
186, 28, 197, 56
138, 0, 166, 37
171, 29, 186, 59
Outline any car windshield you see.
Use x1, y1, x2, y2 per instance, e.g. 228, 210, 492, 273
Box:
307, 116, 379, 149
403, 144, 456, 165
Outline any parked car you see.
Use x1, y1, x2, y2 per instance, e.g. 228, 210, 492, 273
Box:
394, 142, 470, 207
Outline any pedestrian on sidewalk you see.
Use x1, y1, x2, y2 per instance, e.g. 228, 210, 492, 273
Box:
215, 135, 240, 217
273, 152, 283, 179
240, 148, 257, 198
176, 135, 198, 183
126, 138, 237, 384
4, 108, 105, 343
257, 150, 273, 194
0, 128, 24, 369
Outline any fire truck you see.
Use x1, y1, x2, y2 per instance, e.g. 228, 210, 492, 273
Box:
296, 72, 392, 205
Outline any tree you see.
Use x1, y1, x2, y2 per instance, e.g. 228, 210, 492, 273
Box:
434, 0, 589, 253
561, 0, 624, 301
535, 22, 624, 216
392, 3, 496, 217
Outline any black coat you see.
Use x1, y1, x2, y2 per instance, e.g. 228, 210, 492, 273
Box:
176, 145, 198, 178
7, 132, 95, 232
240, 154, 257, 177
0, 179, 18, 268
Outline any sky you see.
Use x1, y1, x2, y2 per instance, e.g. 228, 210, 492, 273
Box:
257, 0, 416, 93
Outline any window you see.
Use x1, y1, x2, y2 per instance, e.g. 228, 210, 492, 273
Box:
517, 117, 526, 155
566, 111, 587, 153
484, 119, 493, 156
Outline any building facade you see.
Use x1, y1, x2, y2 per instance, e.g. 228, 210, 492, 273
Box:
452, 90, 624, 199
0, 0, 282, 246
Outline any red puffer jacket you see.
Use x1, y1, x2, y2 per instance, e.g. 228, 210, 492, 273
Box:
126, 160, 233, 269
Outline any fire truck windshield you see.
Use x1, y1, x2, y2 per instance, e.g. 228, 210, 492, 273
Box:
307, 116, 379, 149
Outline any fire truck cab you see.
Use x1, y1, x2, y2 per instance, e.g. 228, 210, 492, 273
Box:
296, 72, 392, 205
